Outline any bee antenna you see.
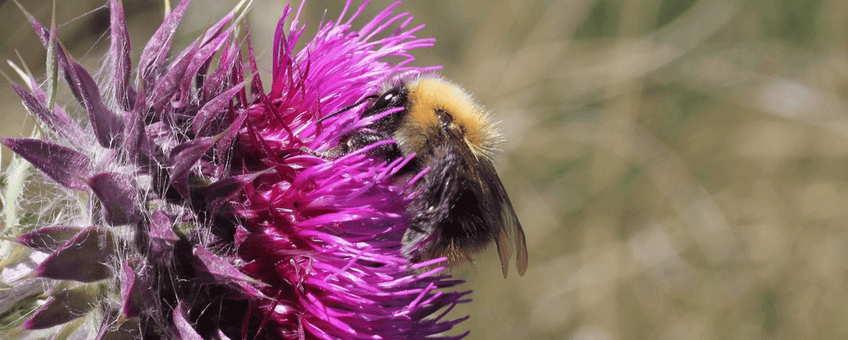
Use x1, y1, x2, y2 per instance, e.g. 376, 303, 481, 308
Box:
316, 95, 379, 125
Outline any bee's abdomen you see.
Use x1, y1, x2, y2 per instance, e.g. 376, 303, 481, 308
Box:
402, 146, 494, 266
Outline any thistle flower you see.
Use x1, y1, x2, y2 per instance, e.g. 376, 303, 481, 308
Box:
0, 0, 470, 339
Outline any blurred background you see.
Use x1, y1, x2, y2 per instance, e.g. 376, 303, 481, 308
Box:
3, 0, 848, 339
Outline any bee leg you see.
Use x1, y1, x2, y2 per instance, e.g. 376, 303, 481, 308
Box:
301, 130, 403, 161
300, 145, 343, 158
344, 130, 403, 161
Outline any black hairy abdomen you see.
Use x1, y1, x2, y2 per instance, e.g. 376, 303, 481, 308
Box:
438, 187, 493, 249
402, 147, 494, 264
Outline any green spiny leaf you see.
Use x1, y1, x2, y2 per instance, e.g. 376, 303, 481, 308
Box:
45, 0, 58, 111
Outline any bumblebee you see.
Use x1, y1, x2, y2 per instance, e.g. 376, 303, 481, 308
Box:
322, 76, 528, 278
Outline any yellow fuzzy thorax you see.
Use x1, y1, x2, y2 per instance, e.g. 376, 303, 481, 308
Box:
399, 77, 498, 157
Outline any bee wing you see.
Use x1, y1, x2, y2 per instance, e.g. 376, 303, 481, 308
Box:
448, 127, 528, 277
478, 158, 528, 278
500, 189, 528, 277
496, 223, 514, 278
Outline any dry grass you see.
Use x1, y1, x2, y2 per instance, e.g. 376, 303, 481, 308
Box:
3, 0, 848, 338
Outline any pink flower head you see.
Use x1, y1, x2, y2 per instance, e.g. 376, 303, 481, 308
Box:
232, 2, 470, 339
0, 0, 470, 339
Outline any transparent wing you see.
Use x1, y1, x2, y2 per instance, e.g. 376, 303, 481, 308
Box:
479, 158, 528, 278
501, 190, 528, 276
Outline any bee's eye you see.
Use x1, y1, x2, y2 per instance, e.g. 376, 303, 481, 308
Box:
371, 88, 405, 112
